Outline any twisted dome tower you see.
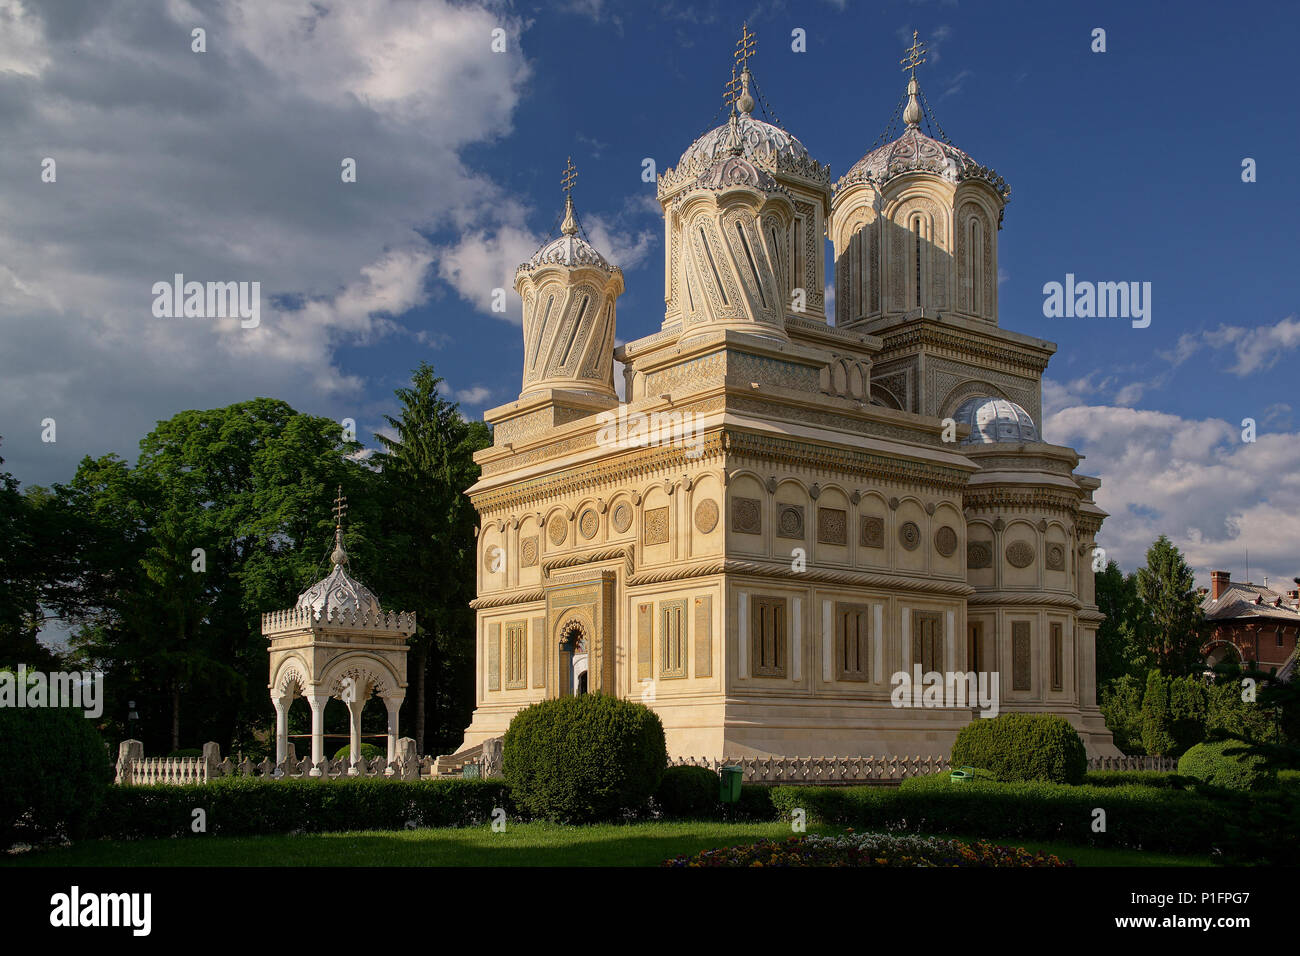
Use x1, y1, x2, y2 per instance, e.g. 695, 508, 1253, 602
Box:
516, 159, 623, 400
657, 25, 832, 342
829, 32, 1010, 329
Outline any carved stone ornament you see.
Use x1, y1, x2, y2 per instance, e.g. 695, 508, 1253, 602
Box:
1006, 540, 1036, 568
733, 496, 762, 535
521, 537, 539, 568
968, 541, 992, 569
644, 507, 670, 545
777, 504, 805, 539
860, 515, 885, 548
817, 508, 847, 546
547, 513, 567, 546
934, 526, 958, 557
579, 509, 599, 540
612, 504, 632, 534
899, 521, 921, 551
1046, 544, 1066, 571
694, 499, 719, 534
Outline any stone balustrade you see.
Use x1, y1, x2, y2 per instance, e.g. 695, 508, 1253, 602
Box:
261, 605, 417, 635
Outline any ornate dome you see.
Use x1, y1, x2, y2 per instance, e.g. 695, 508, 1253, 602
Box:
678, 112, 811, 172
952, 396, 1040, 445
835, 70, 1009, 199
517, 192, 618, 279
296, 562, 382, 618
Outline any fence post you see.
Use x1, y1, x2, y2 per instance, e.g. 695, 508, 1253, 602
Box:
202, 741, 222, 783
115, 739, 143, 785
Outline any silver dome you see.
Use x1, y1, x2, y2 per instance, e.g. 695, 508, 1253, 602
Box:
678, 113, 811, 172
519, 233, 615, 276
952, 396, 1039, 445
296, 562, 382, 618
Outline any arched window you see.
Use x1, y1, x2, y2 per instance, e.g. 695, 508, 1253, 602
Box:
911, 214, 926, 310
968, 215, 985, 316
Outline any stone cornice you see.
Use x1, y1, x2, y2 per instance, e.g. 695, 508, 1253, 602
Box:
967, 591, 1083, 610
874, 319, 1055, 377
629, 557, 972, 595
962, 486, 1082, 517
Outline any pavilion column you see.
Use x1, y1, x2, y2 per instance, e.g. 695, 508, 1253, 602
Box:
308, 693, 329, 776
271, 694, 289, 766
385, 696, 402, 765
346, 698, 364, 775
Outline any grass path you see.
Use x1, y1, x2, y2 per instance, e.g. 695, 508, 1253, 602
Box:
3, 822, 1212, 867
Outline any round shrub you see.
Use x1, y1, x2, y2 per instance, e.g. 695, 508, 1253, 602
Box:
0, 703, 112, 849
1177, 739, 1274, 792
950, 713, 1088, 785
333, 742, 384, 762
655, 765, 720, 819
502, 694, 667, 823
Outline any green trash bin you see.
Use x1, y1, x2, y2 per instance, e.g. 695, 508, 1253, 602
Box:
950, 765, 976, 784
719, 765, 744, 804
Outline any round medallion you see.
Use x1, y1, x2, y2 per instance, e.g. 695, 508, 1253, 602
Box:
694, 499, 719, 534
482, 545, 503, 572
579, 509, 599, 539
521, 538, 538, 566
779, 505, 803, 537
1006, 541, 1036, 568
899, 521, 921, 551
935, 525, 958, 557
547, 513, 567, 546
612, 504, 632, 533
1047, 543, 1066, 571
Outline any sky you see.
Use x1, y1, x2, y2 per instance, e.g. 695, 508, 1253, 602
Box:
2, 0, 1298, 590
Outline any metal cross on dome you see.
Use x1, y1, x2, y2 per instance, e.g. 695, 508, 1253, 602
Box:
901, 30, 927, 77
561, 156, 578, 195
735, 22, 755, 71
332, 485, 348, 529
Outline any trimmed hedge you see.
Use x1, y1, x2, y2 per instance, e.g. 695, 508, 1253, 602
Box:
333, 743, 384, 762
951, 713, 1088, 784
95, 777, 514, 840
654, 765, 719, 819
770, 779, 1300, 863
502, 694, 667, 823
1177, 739, 1274, 792
0, 704, 113, 849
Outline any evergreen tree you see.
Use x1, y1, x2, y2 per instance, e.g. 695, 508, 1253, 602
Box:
1140, 669, 1175, 756
1135, 535, 1207, 676
375, 363, 490, 754
1094, 559, 1151, 684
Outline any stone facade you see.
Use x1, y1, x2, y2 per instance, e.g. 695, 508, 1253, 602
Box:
452, 36, 1120, 760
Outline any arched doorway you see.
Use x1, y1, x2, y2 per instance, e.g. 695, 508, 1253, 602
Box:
559, 623, 589, 697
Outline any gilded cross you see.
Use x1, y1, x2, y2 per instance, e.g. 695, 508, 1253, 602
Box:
900, 30, 926, 77
725, 64, 740, 106
332, 485, 348, 528
561, 156, 578, 194
734, 22, 755, 71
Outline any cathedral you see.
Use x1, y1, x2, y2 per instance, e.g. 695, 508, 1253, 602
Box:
456, 31, 1121, 760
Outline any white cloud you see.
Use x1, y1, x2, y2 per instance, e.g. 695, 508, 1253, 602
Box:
1160, 314, 1300, 376
1048, 403, 1300, 589
453, 385, 493, 406
0, 0, 530, 485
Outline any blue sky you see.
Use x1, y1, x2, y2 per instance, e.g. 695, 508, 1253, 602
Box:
2, 0, 1298, 588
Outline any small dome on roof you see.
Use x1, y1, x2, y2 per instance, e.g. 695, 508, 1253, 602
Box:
296, 562, 382, 618
952, 396, 1040, 445
678, 112, 811, 172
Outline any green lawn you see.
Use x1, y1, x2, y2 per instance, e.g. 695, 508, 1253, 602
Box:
3, 821, 1211, 867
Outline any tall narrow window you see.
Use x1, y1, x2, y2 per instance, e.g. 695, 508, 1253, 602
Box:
912, 215, 924, 310
836, 603, 870, 681
558, 295, 588, 368
504, 622, 526, 689
735, 220, 767, 309
529, 294, 554, 371
969, 217, 984, 316
1051, 622, 1063, 691
699, 227, 729, 305
967, 621, 984, 673
912, 611, 943, 673
752, 596, 787, 678
660, 600, 687, 679
1012, 621, 1032, 691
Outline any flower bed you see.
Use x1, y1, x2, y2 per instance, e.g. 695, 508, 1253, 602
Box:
663, 831, 1074, 867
